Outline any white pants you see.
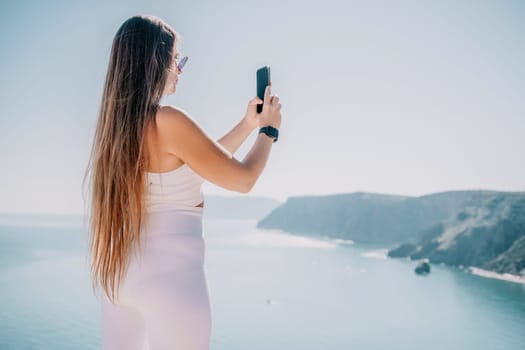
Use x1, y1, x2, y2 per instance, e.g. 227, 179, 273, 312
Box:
101, 209, 211, 350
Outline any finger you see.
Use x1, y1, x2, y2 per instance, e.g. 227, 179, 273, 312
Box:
250, 96, 263, 105
264, 85, 271, 104
271, 95, 279, 104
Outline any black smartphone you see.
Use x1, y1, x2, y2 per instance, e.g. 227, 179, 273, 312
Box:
256, 65, 271, 113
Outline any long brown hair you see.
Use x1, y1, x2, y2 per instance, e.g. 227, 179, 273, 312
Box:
82, 15, 180, 304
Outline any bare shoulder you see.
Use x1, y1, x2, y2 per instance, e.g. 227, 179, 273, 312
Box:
155, 104, 230, 159
155, 105, 206, 147
157, 104, 199, 129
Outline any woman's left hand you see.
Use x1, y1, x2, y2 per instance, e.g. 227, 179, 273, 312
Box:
243, 96, 264, 130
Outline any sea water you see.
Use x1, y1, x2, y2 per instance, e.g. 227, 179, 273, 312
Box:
1, 215, 524, 349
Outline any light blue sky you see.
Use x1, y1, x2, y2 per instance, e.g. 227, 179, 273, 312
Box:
1, 0, 524, 214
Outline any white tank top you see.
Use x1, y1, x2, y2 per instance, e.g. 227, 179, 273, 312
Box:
145, 163, 205, 213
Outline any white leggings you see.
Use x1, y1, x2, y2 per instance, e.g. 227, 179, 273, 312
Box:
100, 209, 211, 350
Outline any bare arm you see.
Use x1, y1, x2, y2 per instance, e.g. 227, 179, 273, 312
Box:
157, 106, 274, 193
217, 117, 254, 155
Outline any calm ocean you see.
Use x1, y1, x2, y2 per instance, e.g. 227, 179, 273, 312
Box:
1, 215, 524, 349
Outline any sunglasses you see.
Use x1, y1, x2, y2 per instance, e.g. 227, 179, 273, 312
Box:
176, 56, 188, 71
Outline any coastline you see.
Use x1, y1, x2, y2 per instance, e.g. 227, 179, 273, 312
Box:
468, 267, 525, 285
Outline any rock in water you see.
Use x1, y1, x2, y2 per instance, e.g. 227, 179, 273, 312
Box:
415, 259, 431, 275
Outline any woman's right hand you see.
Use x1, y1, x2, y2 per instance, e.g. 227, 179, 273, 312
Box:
259, 85, 282, 129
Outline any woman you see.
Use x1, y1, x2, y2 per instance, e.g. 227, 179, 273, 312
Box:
83, 15, 282, 350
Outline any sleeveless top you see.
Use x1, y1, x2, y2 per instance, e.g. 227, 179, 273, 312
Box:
145, 163, 205, 213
